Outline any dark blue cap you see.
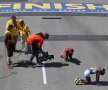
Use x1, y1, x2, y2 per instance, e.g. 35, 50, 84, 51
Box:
11, 15, 16, 19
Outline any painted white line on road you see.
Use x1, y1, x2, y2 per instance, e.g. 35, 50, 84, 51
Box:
42, 66, 47, 84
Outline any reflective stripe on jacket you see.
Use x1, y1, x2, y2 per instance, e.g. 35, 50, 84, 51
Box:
20, 24, 31, 38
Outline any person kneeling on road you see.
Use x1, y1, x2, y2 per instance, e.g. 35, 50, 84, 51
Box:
60, 47, 74, 62
27, 32, 49, 66
74, 67, 105, 85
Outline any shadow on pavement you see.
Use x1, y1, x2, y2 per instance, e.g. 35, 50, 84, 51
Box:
45, 62, 69, 68
76, 81, 108, 86
91, 81, 108, 86
13, 60, 35, 68
69, 58, 81, 65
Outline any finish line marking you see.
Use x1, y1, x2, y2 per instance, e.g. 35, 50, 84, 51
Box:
42, 65, 47, 84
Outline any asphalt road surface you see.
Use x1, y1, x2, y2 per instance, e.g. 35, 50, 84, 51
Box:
0, 0, 108, 90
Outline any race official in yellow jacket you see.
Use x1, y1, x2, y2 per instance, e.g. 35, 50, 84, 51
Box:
19, 19, 31, 51
6, 15, 21, 36
4, 24, 16, 69
6, 15, 21, 51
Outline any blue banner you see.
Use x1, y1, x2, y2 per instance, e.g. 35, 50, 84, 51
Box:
0, 2, 108, 13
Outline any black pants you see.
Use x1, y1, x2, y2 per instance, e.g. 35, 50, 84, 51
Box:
31, 42, 40, 63
7, 43, 15, 57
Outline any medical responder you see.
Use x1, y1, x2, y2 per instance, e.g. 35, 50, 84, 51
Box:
6, 15, 21, 51
4, 24, 16, 69
27, 32, 49, 65
19, 19, 31, 51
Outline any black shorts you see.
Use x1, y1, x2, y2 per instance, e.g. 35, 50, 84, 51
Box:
7, 43, 15, 57
86, 77, 91, 84
32, 42, 40, 54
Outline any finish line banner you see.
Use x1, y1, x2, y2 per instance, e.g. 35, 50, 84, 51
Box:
0, 2, 108, 13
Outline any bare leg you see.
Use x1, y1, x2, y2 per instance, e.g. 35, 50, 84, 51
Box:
7, 57, 13, 64
80, 77, 91, 84
7, 57, 13, 69
21, 38, 27, 51
80, 79, 88, 83
21, 41, 25, 51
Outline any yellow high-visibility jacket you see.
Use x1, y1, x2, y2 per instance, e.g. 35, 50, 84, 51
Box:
20, 24, 31, 39
6, 19, 21, 36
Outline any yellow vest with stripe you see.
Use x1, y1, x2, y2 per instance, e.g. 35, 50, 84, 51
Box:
20, 24, 31, 38
6, 31, 15, 43
6, 19, 21, 36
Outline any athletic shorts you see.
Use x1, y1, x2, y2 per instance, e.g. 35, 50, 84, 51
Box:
86, 77, 91, 84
